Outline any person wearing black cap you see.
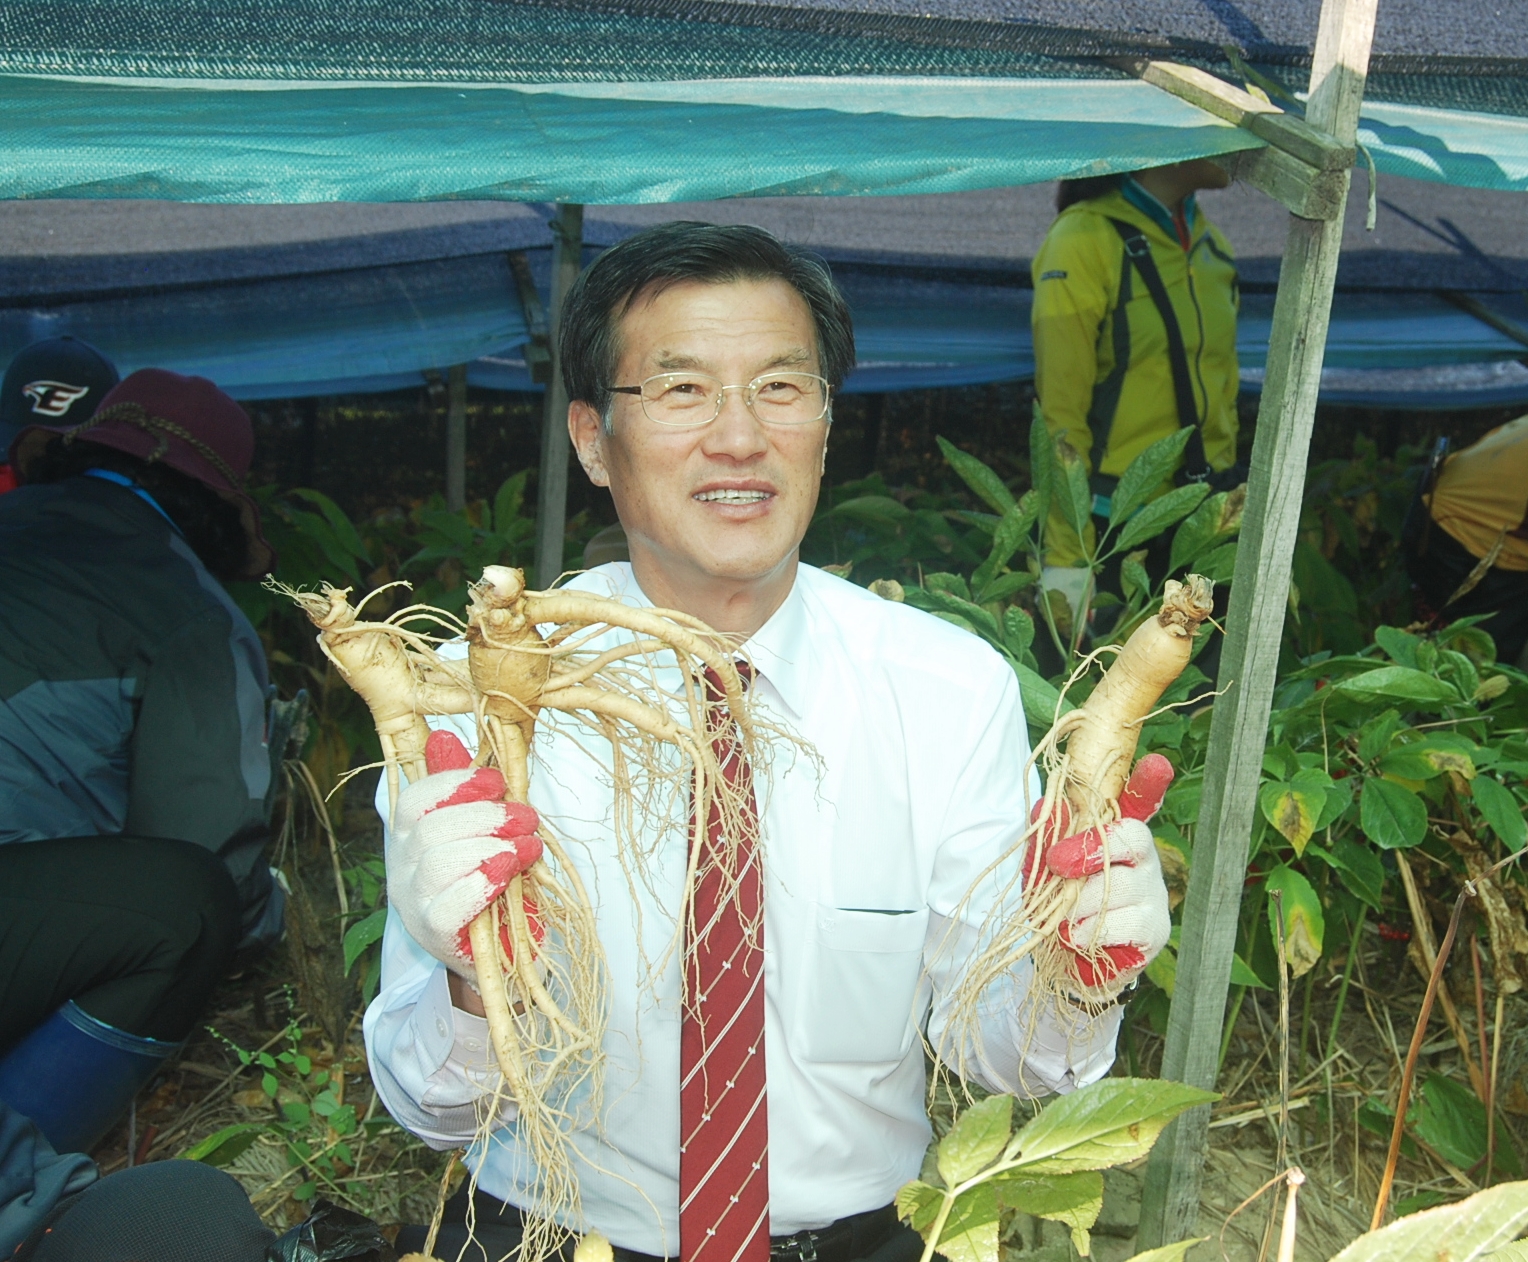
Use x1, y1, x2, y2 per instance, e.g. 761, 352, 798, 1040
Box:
0, 337, 120, 494
0, 368, 281, 1159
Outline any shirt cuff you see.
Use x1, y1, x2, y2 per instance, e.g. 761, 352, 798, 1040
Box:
414, 967, 516, 1112
1015, 994, 1124, 1093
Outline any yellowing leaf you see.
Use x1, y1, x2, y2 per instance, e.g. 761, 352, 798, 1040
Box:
1145, 944, 1177, 998
1155, 839, 1188, 910
1217, 484, 1246, 534
1425, 749, 1476, 780
1259, 782, 1318, 855
1265, 866, 1325, 978
1475, 675, 1510, 702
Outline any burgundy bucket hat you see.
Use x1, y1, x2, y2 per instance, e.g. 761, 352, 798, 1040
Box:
12, 368, 274, 579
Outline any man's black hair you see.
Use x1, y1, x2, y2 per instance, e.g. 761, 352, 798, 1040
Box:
26, 438, 251, 583
558, 221, 856, 418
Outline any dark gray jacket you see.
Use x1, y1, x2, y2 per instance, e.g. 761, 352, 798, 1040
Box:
0, 476, 277, 946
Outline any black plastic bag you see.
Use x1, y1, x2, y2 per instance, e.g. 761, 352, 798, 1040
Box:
266, 1200, 396, 1262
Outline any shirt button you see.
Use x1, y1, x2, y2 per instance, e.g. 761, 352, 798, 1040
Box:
465, 1039, 481, 1051
437, 1018, 449, 1037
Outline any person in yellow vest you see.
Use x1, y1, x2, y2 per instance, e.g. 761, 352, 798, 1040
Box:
1032, 161, 1243, 618
1405, 415, 1528, 667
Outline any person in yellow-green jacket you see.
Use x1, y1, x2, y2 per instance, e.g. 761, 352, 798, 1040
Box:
1033, 160, 1244, 603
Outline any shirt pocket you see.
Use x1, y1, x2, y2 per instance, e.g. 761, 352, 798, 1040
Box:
795, 906, 930, 1064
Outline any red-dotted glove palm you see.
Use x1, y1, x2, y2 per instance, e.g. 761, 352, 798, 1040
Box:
387, 730, 544, 979
1032, 754, 1175, 1000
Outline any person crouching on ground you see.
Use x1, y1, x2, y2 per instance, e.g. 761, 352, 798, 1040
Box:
0, 369, 279, 1155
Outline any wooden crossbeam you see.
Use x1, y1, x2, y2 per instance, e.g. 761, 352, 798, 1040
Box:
1214, 146, 1348, 220
1120, 57, 1356, 220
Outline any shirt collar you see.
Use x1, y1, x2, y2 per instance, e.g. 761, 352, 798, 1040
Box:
1121, 177, 1200, 244
740, 567, 812, 721
589, 561, 813, 721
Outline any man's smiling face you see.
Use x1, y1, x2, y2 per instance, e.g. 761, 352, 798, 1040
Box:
570, 276, 829, 597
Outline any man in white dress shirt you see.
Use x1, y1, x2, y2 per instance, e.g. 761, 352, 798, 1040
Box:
370, 223, 1172, 1262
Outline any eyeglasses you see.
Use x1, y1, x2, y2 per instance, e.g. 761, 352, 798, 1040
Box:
608, 372, 831, 428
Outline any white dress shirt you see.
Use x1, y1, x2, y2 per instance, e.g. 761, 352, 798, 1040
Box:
364, 562, 1121, 1255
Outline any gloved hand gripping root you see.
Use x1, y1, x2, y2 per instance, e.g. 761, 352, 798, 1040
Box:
939, 576, 1212, 1079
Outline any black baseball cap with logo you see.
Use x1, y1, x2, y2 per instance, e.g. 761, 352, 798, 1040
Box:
1, 336, 120, 456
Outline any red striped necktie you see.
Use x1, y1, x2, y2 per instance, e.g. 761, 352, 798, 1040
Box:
680, 665, 769, 1262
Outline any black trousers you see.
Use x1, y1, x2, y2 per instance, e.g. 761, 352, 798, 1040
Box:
0, 836, 240, 1050
16, 1160, 275, 1261
397, 1186, 927, 1262
1405, 508, 1528, 666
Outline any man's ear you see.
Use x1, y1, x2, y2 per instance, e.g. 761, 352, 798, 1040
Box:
569, 400, 611, 488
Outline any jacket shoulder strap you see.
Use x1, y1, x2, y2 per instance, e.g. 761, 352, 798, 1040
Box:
1106, 217, 1208, 477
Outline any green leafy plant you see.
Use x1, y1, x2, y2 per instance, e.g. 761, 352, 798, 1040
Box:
837, 426, 1528, 1199
1330, 1180, 1528, 1262
342, 853, 389, 1007
896, 1079, 1216, 1262
877, 417, 1240, 738
191, 1021, 387, 1209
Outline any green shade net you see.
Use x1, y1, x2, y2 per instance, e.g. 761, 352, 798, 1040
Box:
5, 77, 1262, 203
3, 0, 1525, 202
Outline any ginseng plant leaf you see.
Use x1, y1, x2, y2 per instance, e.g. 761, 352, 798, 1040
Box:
342, 907, 387, 975
1113, 427, 1196, 529
937, 436, 1016, 515
994, 1169, 1103, 1255
184, 1122, 263, 1168
1361, 776, 1429, 849
1258, 780, 1319, 856
972, 494, 1038, 595
1473, 774, 1528, 848
1329, 1182, 1528, 1262
1114, 484, 1211, 556
1010, 1079, 1217, 1174
1264, 865, 1325, 978
933, 1184, 1002, 1262
895, 1180, 946, 1235
1334, 666, 1458, 708
1119, 1240, 1208, 1262
937, 1095, 1014, 1186
1030, 408, 1055, 526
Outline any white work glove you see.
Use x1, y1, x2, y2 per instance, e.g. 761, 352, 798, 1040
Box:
1034, 754, 1174, 1000
388, 729, 543, 979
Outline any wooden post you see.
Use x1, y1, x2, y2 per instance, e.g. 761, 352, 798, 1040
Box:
446, 363, 468, 512
534, 203, 584, 589
1135, 0, 1378, 1247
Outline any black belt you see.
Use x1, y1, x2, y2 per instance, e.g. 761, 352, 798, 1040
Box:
402, 1186, 909, 1262
610, 1204, 901, 1262
768, 1204, 901, 1262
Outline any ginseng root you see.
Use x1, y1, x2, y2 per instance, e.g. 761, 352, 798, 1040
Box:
937, 575, 1214, 1086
